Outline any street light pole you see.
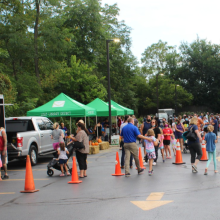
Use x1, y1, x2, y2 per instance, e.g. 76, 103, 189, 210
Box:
156, 74, 159, 116
106, 40, 113, 143
175, 84, 179, 115
156, 73, 164, 116
106, 39, 120, 143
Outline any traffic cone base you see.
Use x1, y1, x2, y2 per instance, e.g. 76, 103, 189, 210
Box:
68, 180, 82, 184
112, 152, 125, 176
20, 155, 39, 193
68, 157, 82, 184
136, 147, 146, 169
20, 189, 39, 193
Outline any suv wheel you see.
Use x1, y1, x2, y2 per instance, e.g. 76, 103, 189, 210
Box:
29, 145, 38, 166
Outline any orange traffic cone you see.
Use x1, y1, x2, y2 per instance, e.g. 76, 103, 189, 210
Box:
172, 139, 185, 165
68, 156, 82, 184
200, 137, 208, 161
112, 151, 125, 176
20, 155, 39, 193
136, 147, 146, 169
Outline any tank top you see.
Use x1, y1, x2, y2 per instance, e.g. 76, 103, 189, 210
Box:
143, 122, 151, 135
175, 124, 183, 135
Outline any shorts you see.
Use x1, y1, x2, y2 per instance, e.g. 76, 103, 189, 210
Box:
59, 159, 67, 164
159, 145, 164, 150
0, 150, 7, 164
146, 151, 156, 159
163, 140, 170, 145
53, 142, 60, 150
175, 133, 183, 139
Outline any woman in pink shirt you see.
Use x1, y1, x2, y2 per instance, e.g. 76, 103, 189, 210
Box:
163, 122, 173, 159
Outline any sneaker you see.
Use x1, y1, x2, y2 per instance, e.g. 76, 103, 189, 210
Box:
143, 162, 148, 166
148, 171, 152, 176
192, 165, 198, 172
125, 173, 131, 177
130, 166, 133, 169
153, 162, 156, 166
138, 168, 144, 174
163, 160, 165, 163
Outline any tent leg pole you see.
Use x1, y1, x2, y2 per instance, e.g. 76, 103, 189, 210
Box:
70, 117, 71, 134
96, 116, 98, 139
85, 116, 86, 127
88, 117, 90, 126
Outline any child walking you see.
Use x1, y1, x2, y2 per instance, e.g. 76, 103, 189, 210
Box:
144, 129, 158, 176
57, 142, 70, 176
204, 125, 218, 175
159, 128, 165, 163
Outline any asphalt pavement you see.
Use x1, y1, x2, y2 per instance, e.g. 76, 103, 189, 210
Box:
1, 141, 220, 220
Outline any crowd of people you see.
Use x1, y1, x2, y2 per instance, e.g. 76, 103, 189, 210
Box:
0, 112, 218, 179
119, 113, 219, 176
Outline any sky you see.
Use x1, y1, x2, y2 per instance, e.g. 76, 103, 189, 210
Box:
101, 0, 220, 64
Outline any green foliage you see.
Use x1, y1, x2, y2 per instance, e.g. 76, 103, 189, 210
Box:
0, 1, 218, 119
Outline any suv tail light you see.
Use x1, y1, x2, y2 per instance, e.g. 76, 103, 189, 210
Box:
17, 137, 23, 147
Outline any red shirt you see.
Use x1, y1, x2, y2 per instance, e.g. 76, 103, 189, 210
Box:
163, 128, 173, 140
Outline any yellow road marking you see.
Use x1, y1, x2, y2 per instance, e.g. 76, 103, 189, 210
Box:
216, 157, 220, 162
131, 192, 173, 211
3, 179, 48, 181
146, 192, 164, 201
0, 192, 15, 194
8, 169, 47, 171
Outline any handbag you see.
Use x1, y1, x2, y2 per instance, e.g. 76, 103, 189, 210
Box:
73, 141, 85, 149
186, 126, 197, 141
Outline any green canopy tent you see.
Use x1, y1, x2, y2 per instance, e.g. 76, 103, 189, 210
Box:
116, 103, 134, 115
27, 93, 97, 133
87, 98, 125, 135
87, 98, 124, 116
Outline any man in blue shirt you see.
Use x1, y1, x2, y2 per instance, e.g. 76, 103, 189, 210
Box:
121, 117, 154, 176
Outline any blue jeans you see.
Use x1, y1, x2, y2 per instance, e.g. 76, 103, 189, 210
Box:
121, 141, 133, 166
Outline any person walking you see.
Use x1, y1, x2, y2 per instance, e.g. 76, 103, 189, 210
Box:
144, 129, 158, 176
140, 115, 152, 165
204, 125, 218, 175
57, 142, 70, 176
0, 127, 9, 179
187, 117, 203, 173
163, 122, 173, 159
69, 122, 89, 178
151, 119, 161, 166
120, 115, 133, 169
120, 117, 153, 177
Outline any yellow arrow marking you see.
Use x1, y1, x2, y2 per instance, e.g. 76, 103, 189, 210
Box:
216, 157, 220, 162
146, 192, 164, 201
0, 192, 15, 194
131, 192, 173, 211
3, 179, 48, 181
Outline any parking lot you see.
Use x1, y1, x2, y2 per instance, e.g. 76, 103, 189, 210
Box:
1, 143, 220, 220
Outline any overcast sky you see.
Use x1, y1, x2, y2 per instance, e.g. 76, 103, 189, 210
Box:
101, 0, 220, 64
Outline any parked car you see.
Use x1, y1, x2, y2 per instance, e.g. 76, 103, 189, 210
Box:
6, 117, 55, 165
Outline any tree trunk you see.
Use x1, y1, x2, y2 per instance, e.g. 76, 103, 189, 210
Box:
34, 0, 41, 86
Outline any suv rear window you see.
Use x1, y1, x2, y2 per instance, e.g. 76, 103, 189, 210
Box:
6, 120, 35, 132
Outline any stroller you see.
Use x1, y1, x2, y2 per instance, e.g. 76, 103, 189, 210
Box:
182, 131, 190, 154
47, 142, 75, 177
